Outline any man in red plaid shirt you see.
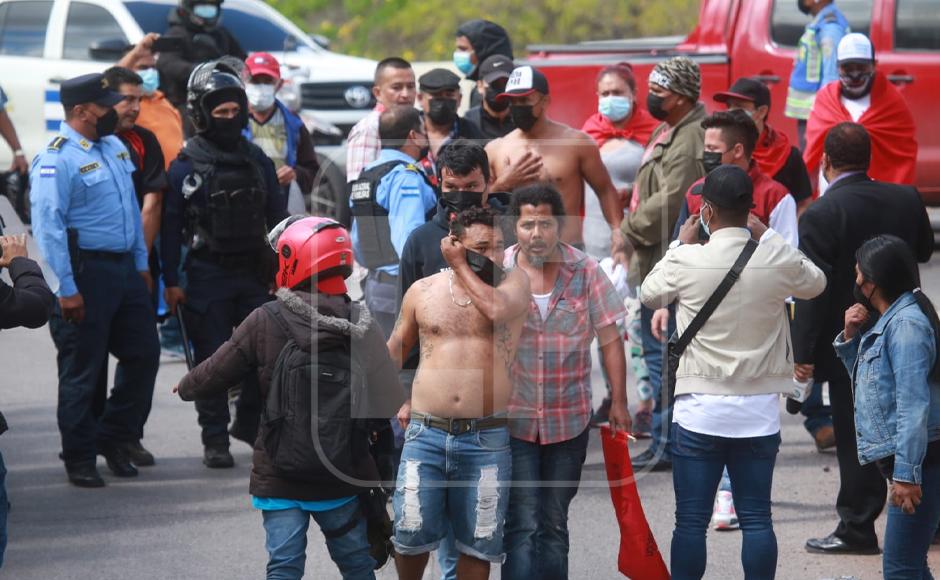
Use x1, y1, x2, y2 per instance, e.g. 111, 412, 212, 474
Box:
345, 57, 417, 182
501, 184, 630, 580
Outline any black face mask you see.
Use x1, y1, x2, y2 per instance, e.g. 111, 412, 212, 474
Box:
840, 71, 875, 100
702, 151, 724, 174
427, 98, 458, 126
796, 0, 812, 15
647, 93, 669, 121
510, 104, 539, 132
853, 282, 876, 312
205, 116, 245, 150
94, 108, 119, 138
466, 249, 506, 287
441, 190, 484, 217
485, 87, 509, 112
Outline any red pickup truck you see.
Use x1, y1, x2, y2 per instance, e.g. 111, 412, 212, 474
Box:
525, 0, 940, 201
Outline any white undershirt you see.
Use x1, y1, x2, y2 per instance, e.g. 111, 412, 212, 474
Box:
532, 291, 552, 320
674, 393, 781, 438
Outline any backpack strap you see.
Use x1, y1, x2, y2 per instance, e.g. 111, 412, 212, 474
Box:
671, 238, 758, 357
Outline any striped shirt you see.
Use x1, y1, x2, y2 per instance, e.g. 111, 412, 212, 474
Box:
504, 244, 627, 444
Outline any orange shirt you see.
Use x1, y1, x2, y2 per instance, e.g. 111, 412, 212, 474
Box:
138, 91, 184, 170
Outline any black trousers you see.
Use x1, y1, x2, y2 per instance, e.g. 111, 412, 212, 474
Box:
185, 258, 272, 446
829, 372, 887, 546
49, 254, 159, 466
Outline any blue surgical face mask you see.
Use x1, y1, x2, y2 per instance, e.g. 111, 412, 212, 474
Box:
701, 203, 712, 236
138, 68, 160, 96
193, 3, 219, 20
598, 95, 632, 122
453, 50, 473, 75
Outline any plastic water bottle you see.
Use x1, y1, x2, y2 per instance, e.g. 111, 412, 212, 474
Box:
786, 377, 812, 415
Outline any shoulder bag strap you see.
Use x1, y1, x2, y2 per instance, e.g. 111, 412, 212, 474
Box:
672, 238, 758, 356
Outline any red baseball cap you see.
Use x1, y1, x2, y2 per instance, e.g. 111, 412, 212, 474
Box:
245, 52, 281, 81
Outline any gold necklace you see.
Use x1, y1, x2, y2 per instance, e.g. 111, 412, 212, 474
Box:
448, 270, 472, 307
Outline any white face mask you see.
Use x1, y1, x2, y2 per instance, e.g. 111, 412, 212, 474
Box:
245, 83, 276, 111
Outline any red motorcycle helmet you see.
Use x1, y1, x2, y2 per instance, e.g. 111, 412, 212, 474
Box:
273, 216, 353, 294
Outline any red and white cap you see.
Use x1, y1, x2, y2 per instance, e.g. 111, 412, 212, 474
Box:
245, 52, 281, 81
497, 65, 550, 101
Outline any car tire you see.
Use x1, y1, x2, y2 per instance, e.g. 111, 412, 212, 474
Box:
307, 153, 350, 228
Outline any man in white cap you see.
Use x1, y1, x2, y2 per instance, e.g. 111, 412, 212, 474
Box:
803, 32, 917, 196
485, 65, 625, 254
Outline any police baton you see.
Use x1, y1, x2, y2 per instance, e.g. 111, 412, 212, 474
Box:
175, 304, 195, 371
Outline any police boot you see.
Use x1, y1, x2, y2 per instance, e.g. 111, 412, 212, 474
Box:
203, 443, 234, 469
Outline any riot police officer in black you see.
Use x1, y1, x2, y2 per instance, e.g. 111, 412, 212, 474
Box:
161, 60, 287, 468
156, 0, 246, 131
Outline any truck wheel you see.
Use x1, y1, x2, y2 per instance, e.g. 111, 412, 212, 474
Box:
307, 153, 350, 228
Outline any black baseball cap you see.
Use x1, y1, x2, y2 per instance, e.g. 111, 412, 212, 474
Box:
60, 73, 125, 108
479, 54, 514, 84
497, 66, 549, 100
701, 165, 754, 211
713, 77, 771, 109
419, 68, 461, 93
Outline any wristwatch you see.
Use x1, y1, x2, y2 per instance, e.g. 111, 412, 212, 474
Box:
12, 149, 23, 157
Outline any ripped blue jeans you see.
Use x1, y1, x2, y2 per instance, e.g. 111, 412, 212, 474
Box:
392, 420, 512, 564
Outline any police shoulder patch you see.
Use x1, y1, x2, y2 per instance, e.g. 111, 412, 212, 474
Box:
79, 161, 101, 174
117, 151, 130, 160
39, 166, 56, 178
47, 136, 68, 152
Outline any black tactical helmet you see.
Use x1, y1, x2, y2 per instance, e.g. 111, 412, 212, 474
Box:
178, 0, 223, 28
186, 58, 248, 133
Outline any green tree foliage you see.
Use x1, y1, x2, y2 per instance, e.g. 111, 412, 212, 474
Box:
267, 0, 700, 60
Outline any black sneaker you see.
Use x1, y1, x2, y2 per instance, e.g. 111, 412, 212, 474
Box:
590, 398, 612, 427
203, 444, 234, 468
121, 441, 155, 467
99, 444, 138, 478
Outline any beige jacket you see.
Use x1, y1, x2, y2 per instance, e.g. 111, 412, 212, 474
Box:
640, 228, 827, 397
621, 103, 706, 287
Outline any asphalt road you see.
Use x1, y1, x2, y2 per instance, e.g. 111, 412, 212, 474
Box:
2, 259, 940, 579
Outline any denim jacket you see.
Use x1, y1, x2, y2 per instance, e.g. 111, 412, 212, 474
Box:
834, 292, 940, 484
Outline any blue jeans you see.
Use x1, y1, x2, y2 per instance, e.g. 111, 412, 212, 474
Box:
502, 427, 590, 580
261, 499, 375, 580
392, 421, 512, 563
883, 461, 940, 579
671, 425, 780, 580
801, 381, 833, 436
0, 451, 7, 569
641, 304, 675, 459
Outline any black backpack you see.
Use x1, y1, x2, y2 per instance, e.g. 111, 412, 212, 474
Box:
260, 302, 361, 483
260, 302, 394, 568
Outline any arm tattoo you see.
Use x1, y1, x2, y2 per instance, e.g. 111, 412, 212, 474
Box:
496, 323, 513, 369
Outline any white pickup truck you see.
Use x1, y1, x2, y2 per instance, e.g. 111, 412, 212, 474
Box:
0, 0, 377, 220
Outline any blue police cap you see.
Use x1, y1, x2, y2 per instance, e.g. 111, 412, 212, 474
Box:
60, 73, 124, 108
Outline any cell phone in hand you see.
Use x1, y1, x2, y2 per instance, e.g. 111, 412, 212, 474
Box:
151, 36, 184, 53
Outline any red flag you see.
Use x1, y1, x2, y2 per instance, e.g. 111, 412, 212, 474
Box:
601, 426, 670, 580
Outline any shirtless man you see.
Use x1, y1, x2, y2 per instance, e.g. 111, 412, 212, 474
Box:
387, 206, 530, 580
485, 65, 625, 253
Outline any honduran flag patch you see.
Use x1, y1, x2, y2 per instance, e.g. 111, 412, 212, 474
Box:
39, 166, 56, 177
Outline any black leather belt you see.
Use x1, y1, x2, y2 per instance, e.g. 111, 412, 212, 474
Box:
411, 411, 508, 435
80, 250, 129, 262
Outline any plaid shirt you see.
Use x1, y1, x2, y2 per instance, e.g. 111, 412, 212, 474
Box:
345, 104, 385, 183
504, 244, 627, 444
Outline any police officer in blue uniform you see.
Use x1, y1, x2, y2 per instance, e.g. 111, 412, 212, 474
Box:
161, 60, 286, 468
30, 73, 160, 488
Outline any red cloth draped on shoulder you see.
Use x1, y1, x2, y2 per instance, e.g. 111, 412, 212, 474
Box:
582, 108, 659, 149
752, 124, 792, 178
803, 72, 917, 196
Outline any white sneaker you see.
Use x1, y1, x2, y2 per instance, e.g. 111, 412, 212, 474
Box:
711, 490, 740, 531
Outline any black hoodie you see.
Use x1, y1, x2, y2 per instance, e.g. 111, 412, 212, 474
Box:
456, 20, 513, 82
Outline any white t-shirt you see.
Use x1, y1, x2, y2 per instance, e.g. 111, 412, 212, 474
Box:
532, 291, 552, 320
674, 393, 781, 438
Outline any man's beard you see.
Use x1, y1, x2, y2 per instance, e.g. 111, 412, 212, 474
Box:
526, 253, 547, 268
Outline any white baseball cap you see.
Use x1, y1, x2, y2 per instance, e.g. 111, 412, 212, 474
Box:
837, 33, 874, 63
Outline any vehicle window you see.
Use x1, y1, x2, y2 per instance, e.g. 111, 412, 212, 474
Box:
63, 2, 127, 60
127, 0, 309, 53
771, 0, 871, 48
0, 1, 53, 57
124, 1, 172, 35
895, 0, 940, 51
